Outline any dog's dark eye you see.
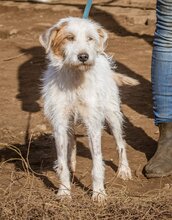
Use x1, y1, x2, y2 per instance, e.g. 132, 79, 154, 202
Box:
67, 35, 75, 41
88, 36, 93, 41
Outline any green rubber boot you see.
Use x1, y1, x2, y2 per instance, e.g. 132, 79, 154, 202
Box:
145, 122, 172, 178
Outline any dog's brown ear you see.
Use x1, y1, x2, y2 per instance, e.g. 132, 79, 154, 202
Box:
39, 21, 68, 53
39, 27, 57, 53
39, 21, 67, 53
97, 28, 108, 53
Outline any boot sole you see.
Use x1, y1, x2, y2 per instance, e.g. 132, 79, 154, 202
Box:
145, 170, 172, 178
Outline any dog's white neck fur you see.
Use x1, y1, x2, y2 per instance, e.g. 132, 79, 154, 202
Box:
44, 53, 114, 92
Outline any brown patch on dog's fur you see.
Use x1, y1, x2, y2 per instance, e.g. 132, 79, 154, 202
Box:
51, 22, 69, 59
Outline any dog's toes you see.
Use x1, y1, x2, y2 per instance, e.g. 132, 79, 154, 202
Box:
117, 166, 132, 180
57, 189, 72, 201
92, 191, 107, 204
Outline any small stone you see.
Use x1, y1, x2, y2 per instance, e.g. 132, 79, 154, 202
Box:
154, 129, 159, 134
163, 184, 171, 190
145, 18, 156, 26
9, 29, 18, 35
36, 124, 47, 131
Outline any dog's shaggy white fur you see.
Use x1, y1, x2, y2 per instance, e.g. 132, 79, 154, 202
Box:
40, 17, 135, 202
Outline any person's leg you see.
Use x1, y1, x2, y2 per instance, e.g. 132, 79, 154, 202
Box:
145, 0, 172, 177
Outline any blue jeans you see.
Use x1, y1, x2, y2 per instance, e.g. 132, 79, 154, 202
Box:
152, 0, 172, 125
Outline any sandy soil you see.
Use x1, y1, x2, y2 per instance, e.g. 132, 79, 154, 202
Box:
0, 0, 172, 219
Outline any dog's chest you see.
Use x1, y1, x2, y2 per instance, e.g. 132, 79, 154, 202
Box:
67, 88, 98, 117
68, 91, 90, 116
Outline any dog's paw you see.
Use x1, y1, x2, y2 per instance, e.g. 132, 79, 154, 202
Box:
117, 165, 132, 180
92, 191, 107, 204
57, 189, 72, 201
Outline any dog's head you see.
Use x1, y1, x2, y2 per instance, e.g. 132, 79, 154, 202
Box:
39, 17, 108, 71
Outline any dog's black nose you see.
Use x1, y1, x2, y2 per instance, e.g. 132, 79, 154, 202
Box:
78, 53, 89, 62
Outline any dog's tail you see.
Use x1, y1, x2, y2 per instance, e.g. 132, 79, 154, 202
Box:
113, 73, 139, 86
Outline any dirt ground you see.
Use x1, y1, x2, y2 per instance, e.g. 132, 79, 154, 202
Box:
0, 0, 172, 219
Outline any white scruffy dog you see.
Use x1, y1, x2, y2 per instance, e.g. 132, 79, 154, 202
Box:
40, 17, 136, 203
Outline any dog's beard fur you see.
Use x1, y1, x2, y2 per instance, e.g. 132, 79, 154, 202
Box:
65, 62, 94, 72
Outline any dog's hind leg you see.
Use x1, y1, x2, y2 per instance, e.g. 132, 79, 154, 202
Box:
53, 120, 71, 199
106, 110, 132, 180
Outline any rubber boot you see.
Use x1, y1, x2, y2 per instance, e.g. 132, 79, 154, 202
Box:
145, 122, 172, 178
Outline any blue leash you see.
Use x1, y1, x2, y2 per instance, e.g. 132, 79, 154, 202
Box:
83, 0, 93, 19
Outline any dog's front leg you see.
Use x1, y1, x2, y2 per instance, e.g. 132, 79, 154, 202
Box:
68, 119, 76, 173
53, 124, 71, 199
85, 119, 107, 203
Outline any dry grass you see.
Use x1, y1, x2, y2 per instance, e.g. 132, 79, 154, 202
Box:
0, 145, 172, 220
